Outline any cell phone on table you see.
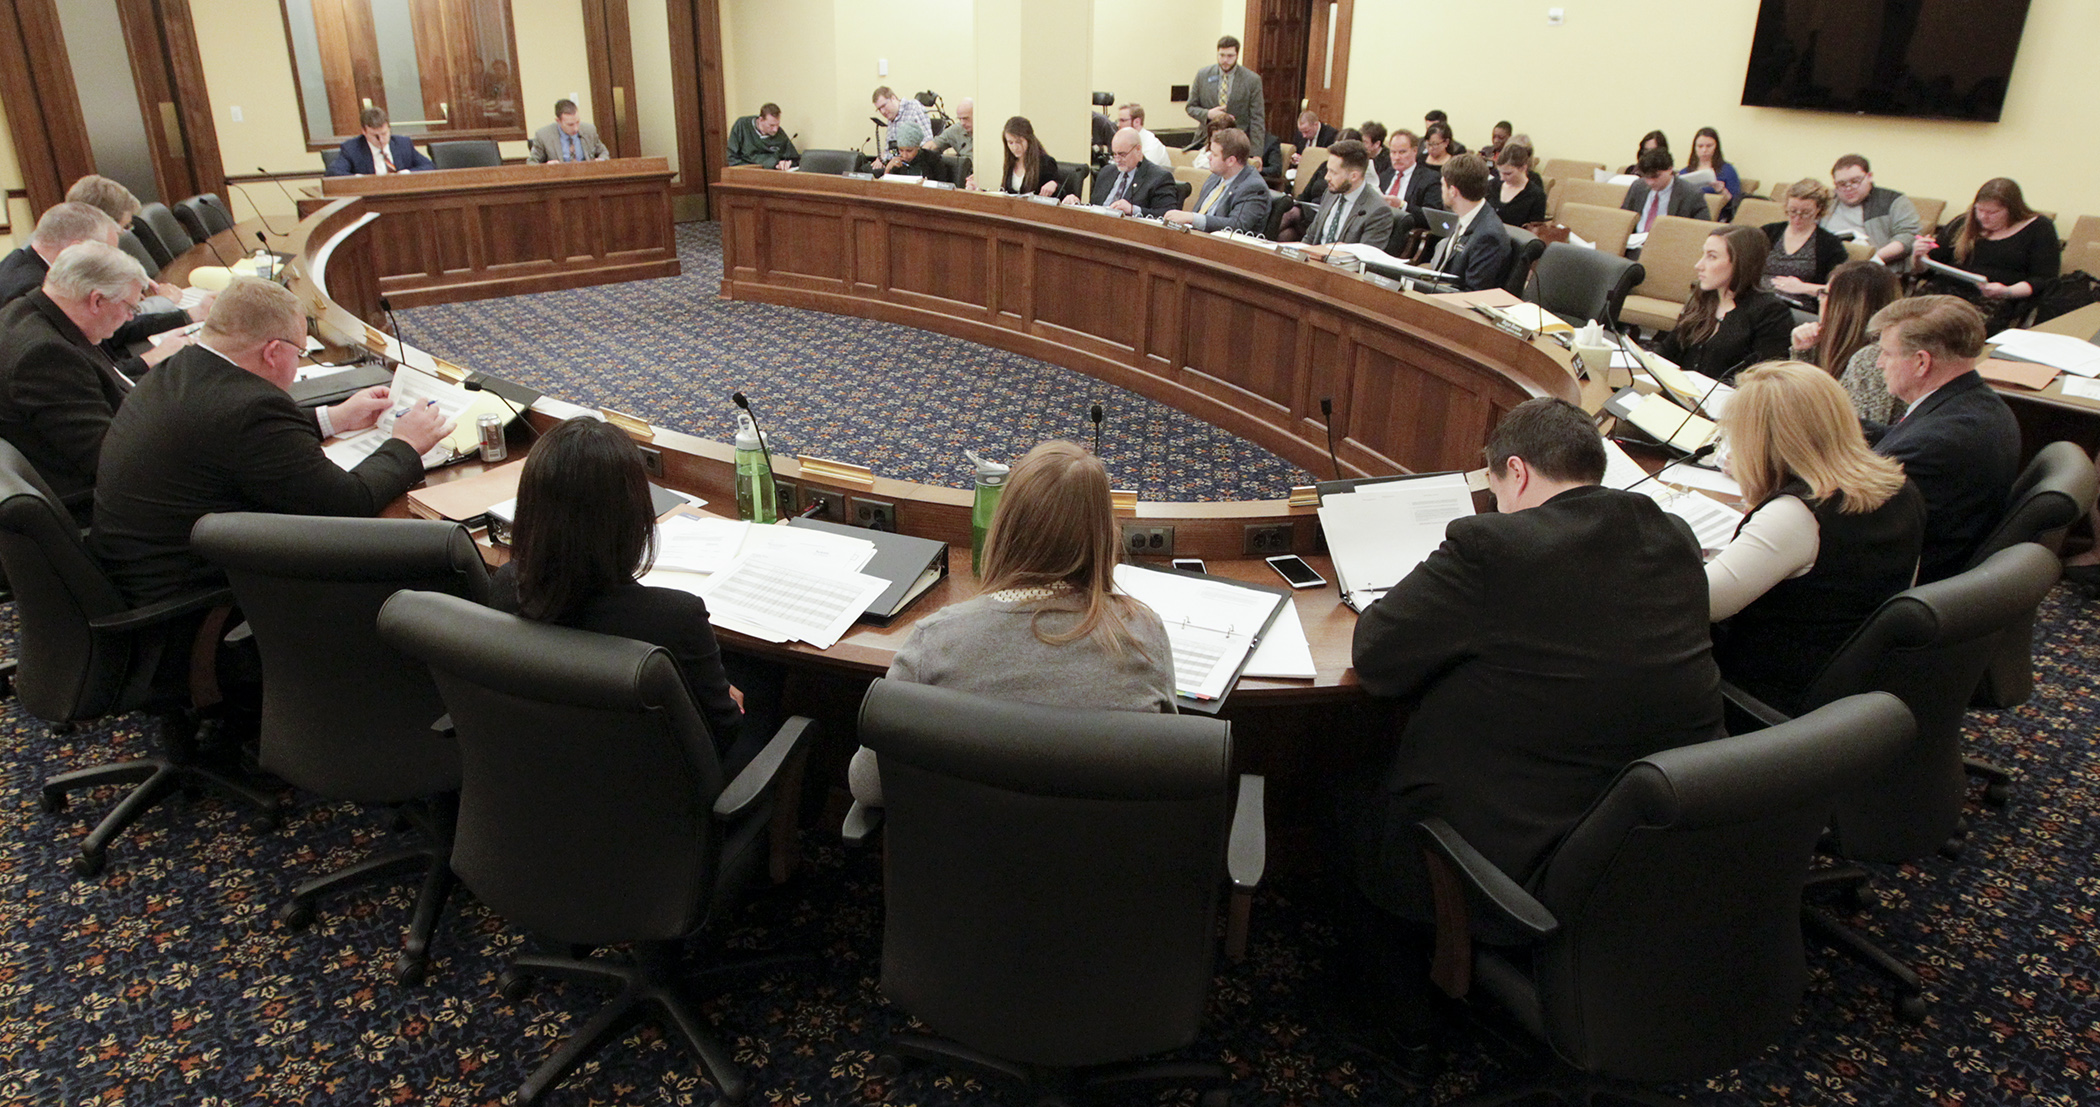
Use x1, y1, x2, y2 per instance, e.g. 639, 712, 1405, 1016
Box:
1171, 557, 1207, 573
1265, 554, 1326, 589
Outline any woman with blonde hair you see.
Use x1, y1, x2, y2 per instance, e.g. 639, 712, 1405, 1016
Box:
1762, 178, 1849, 309
847, 440, 1175, 805
1706, 361, 1926, 711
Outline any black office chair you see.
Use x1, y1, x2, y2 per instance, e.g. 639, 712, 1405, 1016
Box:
1172, 180, 1192, 208
1527, 242, 1645, 327
1500, 225, 1547, 297
319, 151, 341, 176
1263, 189, 1292, 239
1059, 162, 1090, 200
848, 679, 1264, 1106
1963, 440, 2097, 718
172, 194, 235, 243
799, 148, 859, 175
192, 513, 491, 984
115, 229, 161, 275
1414, 693, 1914, 1106
1726, 542, 2060, 1020
0, 441, 278, 877
134, 202, 194, 267
428, 140, 502, 170
376, 590, 816, 1106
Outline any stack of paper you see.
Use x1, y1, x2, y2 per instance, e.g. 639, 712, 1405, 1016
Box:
1619, 391, 1718, 452
1112, 565, 1287, 703
1600, 439, 1744, 551
321, 364, 515, 471
1990, 329, 2100, 377
638, 518, 885, 649
1317, 473, 1476, 610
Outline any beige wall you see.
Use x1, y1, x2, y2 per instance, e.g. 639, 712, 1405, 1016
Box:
1090, 0, 1233, 137
1342, 0, 2099, 224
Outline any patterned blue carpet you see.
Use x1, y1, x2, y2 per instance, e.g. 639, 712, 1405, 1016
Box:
2, 581, 2097, 1105
395, 222, 1311, 502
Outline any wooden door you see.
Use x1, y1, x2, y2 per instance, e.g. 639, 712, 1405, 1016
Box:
1242, 0, 1310, 152
114, 0, 224, 203
0, 0, 95, 214
1302, 0, 1353, 127
581, 0, 640, 158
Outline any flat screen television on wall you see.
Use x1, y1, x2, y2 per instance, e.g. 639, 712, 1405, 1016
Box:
1740, 0, 2032, 123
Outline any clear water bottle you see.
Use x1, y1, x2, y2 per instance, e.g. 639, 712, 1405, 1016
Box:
964, 448, 1009, 576
734, 412, 777, 523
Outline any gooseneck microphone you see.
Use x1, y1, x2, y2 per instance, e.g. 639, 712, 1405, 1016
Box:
731, 391, 783, 511
378, 296, 409, 363
1320, 396, 1343, 480
1624, 442, 1719, 492
1090, 403, 1104, 456
194, 227, 238, 270
227, 178, 288, 237
255, 231, 279, 279
259, 168, 306, 225
464, 377, 538, 445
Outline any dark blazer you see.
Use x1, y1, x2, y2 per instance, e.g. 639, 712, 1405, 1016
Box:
89, 344, 426, 606
1432, 204, 1513, 292
1349, 484, 1722, 896
1868, 370, 2021, 584
0, 246, 187, 382
1656, 289, 1795, 381
1486, 174, 1548, 228
1292, 123, 1339, 154
1622, 177, 1712, 223
1085, 159, 1180, 218
1379, 161, 1442, 219
0, 292, 132, 507
490, 565, 744, 751
1760, 222, 1850, 289
1188, 166, 1272, 235
1183, 62, 1267, 156
998, 148, 1066, 197
326, 135, 436, 176
1303, 183, 1395, 247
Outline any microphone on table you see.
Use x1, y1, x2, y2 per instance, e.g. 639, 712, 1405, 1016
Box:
378, 296, 410, 366
194, 227, 239, 270
1090, 403, 1104, 456
260, 167, 307, 223
227, 178, 288, 238
1620, 351, 1755, 489
1320, 396, 1343, 480
731, 391, 785, 514
255, 231, 279, 280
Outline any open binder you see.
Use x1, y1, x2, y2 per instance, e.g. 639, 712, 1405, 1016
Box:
1113, 563, 1289, 714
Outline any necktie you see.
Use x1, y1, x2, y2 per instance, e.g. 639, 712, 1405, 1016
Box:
1386, 170, 1404, 200
1432, 227, 1457, 273
380, 144, 396, 173
1107, 169, 1130, 206
1319, 196, 1346, 244
1643, 190, 1661, 232
1199, 177, 1227, 215
565, 133, 579, 162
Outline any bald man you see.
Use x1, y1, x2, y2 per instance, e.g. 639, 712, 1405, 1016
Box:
925, 97, 975, 163
1063, 128, 1179, 218
91, 277, 452, 606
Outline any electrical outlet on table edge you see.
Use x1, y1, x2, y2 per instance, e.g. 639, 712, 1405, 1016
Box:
802, 488, 846, 522
1243, 523, 1292, 555
1120, 524, 1175, 557
851, 497, 895, 531
637, 444, 664, 477
772, 479, 801, 515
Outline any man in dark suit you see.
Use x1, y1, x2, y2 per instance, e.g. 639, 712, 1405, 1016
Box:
1062, 128, 1179, 218
1376, 129, 1441, 222
1347, 395, 1722, 913
0, 202, 203, 379
1621, 146, 1710, 232
1290, 110, 1338, 167
1162, 128, 1270, 235
0, 242, 154, 512
1426, 154, 1512, 291
1866, 295, 2020, 583
1301, 140, 1394, 248
1184, 35, 1267, 164
90, 277, 452, 607
326, 107, 436, 177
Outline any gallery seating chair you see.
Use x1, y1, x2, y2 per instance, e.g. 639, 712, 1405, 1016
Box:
172, 193, 235, 244
798, 148, 860, 175
377, 590, 815, 1106
428, 140, 501, 170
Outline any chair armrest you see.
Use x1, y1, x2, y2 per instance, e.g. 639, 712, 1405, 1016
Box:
1414, 818, 1559, 945
430, 713, 456, 738
1228, 774, 1266, 893
841, 800, 883, 847
1720, 679, 1793, 730
88, 586, 236, 634
714, 715, 816, 821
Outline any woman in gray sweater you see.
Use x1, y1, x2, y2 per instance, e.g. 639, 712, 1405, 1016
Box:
848, 441, 1176, 805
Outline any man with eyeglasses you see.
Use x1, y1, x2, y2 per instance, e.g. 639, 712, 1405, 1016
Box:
1823, 154, 1922, 265
0, 241, 158, 514
91, 276, 452, 608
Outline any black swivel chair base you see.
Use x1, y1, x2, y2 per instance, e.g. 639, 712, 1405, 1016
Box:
1801, 866, 1928, 1023
40, 713, 281, 878
1963, 755, 2013, 807
497, 941, 752, 1107
877, 1034, 1232, 1107
276, 797, 457, 985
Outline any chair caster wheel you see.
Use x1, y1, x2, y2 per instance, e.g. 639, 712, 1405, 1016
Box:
497, 969, 532, 1002
1895, 993, 1927, 1023
278, 899, 316, 930
74, 848, 105, 878
39, 789, 66, 814
1841, 883, 1878, 912
48, 722, 75, 736
388, 809, 414, 832
393, 953, 429, 985
246, 809, 282, 834
1199, 1089, 1233, 1107
872, 1053, 906, 1079
1938, 838, 1964, 861
1983, 781, 2010, 807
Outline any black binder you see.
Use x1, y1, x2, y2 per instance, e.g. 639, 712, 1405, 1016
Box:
786, 517, 949, 625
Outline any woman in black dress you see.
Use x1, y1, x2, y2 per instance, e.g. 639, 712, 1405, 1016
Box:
1658, 224, 1795, 381
1918, 178, 2061, 333
1486, 142, 1546, 227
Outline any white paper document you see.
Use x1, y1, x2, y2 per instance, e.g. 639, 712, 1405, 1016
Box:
1241, 598, 1316, 680
1990, 329, 2100, 378
653, 515, 755, 576
1600, 438, 1744, 548
697, 554, 888, 650
2061, 376, 2100, 401
1112, 564, 1285, 702
1318, 473, 1475, 604
176, 286, 211, 311
1652, 488, 1745, 552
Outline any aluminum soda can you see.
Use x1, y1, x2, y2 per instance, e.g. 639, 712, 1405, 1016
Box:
477, 412, 507, 462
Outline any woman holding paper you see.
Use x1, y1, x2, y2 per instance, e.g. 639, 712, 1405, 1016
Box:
1658, 224, 1796, 382
1680, 127, 1742, 219
1917, 178, 2061, 333
490, 416, 767, 764
848, 441, 1175, 806
1705, 361, 1925, 712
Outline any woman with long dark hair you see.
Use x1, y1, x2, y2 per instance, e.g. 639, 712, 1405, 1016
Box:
1789, 260, 1905, 424
1621, 129, 1669, 174
1917, 177, 2061, 332
1681, 126, 1741, 218
1658, 224, 1795, 381
847, 440, 1174, 805
998, 115, 1064, 198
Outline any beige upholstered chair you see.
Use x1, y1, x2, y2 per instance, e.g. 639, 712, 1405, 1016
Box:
1173, 165, 1209, 211
1619, 215, 1711, 331
1540, 158, 1605, 183
1910, 196, 1947, 236
1291, 147, 1328, 199
1732, 197, 1785, 227
1557, 177, 1632, 213
1558, 202, 1638, 258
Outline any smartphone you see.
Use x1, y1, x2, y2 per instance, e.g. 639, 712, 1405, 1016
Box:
1171, 558, 1207, 573
1266, 554, 1327, 589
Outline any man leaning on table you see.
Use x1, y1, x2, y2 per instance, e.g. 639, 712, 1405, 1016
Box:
529, 99, 612, 164
1162, 128, 1269, 235
327, 107, 435, 176
1063, 128, 1179, 219
727, 103, 799, 169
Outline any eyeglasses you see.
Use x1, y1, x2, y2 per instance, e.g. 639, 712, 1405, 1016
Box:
1833, 175, 1868, 189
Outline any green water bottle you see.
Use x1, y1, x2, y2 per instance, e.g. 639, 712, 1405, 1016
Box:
964, 448, 1010, 576
734, 412, 777, 524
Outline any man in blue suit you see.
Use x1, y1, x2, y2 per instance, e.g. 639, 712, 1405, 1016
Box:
1162, 128, 1270, 235
327, 107, 436, 176
1426, 154, 1512, 292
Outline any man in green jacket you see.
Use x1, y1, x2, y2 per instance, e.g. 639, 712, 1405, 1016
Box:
728, 103, 798, 169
